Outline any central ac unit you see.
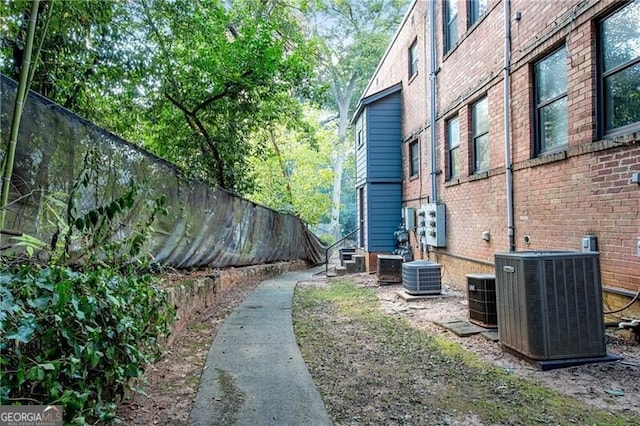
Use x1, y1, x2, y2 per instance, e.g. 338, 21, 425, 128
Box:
402, 260, 441, 295
377, 254, 403, 284
494, 251, 606, 361
467, 273, 497, 328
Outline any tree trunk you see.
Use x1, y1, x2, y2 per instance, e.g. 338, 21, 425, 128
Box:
328, 76, 355, 239
328, 151, 344, 238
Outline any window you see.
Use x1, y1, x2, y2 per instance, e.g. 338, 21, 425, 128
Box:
472, 97, 489, 172
356, 113, 365, 149
444, 0, 458, 53
409, 140, 419, 177
469, 0, 488, 27
534, 47, 568, 154
409, 39, 419, 79
447, 116, 460, 179
600, 0, 640, 134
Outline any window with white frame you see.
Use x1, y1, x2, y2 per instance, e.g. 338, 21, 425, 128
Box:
472, 96, 489, 172
600, 0, 640, 135
447, 116, 460, 179
534, 47, 568, 154
444, 0, 458, 54
409, 140, 419, 177
469, 0, 488, 27
409, 39, 419, 79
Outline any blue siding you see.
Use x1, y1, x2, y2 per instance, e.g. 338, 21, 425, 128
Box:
366, 183, 401, 252
352, 83, 403, 255
355, 113, 367, 187
366, 92, 402, 182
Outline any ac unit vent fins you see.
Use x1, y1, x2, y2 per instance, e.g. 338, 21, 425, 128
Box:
494, 251, 606, 361
467, 273, 497, 328
402, 260, 441, 295
377, 255, 404, 284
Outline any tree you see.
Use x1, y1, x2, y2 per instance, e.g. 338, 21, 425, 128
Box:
1, 0, 318, 195
0, 0, 143, 115
127, 0, 317, 193
248, 106, 334, 226
307, 0, 410, 238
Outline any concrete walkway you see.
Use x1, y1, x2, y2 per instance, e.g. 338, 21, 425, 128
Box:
189, 268, 331, 426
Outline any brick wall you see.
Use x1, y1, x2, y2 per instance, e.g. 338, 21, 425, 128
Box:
160, 260, 308, 345
359, 0, 639, 317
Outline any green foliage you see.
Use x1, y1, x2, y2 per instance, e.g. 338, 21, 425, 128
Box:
1, 0, 319, 194
0, 265, 174, 424
0, 153, 172, 423
65, 169, 168, 268
248, 106, 334, 225
132, 0, 319, 193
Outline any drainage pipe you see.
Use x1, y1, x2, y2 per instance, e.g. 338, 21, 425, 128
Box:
503, 0, 515, 251
421, 8, 428, 206
429, 0, 438, 203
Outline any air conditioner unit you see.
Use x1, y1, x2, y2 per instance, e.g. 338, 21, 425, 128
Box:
467, 273, 497, 328
402, 260, 441, 295
377, 254, 404, 284
494, 251, 606, 361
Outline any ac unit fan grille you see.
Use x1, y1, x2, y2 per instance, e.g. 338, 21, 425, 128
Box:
402, 261, 441, 295
495, 252, 605, 361
467, 274, 497, 328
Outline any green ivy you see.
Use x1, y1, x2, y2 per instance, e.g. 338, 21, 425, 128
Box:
0, 264, 174, 424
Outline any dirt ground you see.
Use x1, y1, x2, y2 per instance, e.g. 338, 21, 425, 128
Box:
117, 271, 640, 424
360, 273, 640, 419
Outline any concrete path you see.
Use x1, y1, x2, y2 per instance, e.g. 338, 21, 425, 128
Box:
189, 268, 331, 426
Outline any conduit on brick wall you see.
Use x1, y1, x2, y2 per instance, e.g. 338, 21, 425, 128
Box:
0, 74, 325, 268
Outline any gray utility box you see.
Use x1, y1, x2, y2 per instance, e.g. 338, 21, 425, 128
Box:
494, 251, 606, 361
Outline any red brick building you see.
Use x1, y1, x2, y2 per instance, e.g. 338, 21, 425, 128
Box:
353, 0, 639, 319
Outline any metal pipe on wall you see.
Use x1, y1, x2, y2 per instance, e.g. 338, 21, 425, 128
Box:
429, 0, 438, 204
503, 0, 515, 251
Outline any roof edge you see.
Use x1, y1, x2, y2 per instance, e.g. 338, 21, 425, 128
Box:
351, 81, 403, 124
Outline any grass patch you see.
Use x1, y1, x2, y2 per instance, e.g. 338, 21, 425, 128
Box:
293, 278, 637, 425
214, 368, 246, 425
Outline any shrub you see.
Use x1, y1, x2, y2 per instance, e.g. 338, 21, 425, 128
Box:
0, 264, 174, 424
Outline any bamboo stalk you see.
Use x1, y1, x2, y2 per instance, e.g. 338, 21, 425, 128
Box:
0, 0, 41, 237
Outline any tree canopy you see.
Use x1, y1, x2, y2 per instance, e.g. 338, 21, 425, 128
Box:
2, 0, 318, 194
1, 0, 408, 230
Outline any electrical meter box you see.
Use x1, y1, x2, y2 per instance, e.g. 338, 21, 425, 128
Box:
403, 207, 416, 230
424, 203, 446, 247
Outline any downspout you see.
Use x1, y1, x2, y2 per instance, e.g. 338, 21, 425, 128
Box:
429, 0, 438, 203
422, 9, 428, 205
503, 0, 515, 251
